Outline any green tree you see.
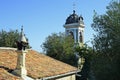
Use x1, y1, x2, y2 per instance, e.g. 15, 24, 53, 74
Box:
0, 29, 30, 48
75, 44, 93, 80
42, 32, 77, 66
0, 29, 19, 47
91, 1, 120, 80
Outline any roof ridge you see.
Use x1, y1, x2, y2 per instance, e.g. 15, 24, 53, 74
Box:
0, 47, 17, 50
0, 47, 32, 51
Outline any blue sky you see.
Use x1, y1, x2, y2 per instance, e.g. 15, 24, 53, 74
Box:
0, 0, 112, 52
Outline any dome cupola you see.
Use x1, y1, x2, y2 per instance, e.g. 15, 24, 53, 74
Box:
65, 10, 83, 24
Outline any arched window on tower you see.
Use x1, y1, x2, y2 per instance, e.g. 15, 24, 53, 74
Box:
79, 32, 83, 43
69, 31, 74, 39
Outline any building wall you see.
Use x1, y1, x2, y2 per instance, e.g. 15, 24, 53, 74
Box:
56, 74, 75, 80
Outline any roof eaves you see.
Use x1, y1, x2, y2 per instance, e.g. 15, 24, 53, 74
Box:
38, 70, 80, 80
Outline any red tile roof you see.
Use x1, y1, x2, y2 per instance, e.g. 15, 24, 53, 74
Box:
0, 48, 77, 79
0, 68, 22, 80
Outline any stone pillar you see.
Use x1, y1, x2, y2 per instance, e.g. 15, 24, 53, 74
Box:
78, 57, 85, 70
13, 50, 27, 77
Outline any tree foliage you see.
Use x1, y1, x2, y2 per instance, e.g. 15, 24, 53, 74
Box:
75, 44, 93, 80
91, 1, 120, 80
42, 32, 77, 66
0, 29, 30, 48
0, 29, 19, 48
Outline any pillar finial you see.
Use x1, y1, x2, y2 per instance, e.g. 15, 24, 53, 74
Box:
16, 26, 28, 50
21, 25, 23, 32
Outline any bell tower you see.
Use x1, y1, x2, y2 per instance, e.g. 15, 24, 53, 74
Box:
63, 10, 85, 47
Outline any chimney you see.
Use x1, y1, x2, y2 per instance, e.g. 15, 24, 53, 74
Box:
13, 26, 28, 78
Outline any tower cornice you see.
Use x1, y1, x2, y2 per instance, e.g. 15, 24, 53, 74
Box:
64, 23, 85, 28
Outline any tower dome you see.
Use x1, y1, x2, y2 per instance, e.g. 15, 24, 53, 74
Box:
65, 10, 83, 24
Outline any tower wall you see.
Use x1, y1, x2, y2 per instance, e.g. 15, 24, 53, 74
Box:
64, 23, 85, 46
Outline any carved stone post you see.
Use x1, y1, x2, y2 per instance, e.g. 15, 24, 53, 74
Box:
13, 26, 28, 78
14, 50, 27, 77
